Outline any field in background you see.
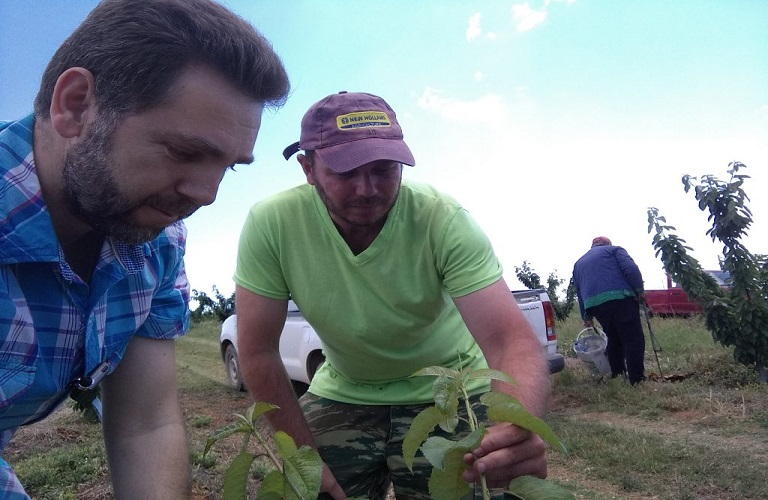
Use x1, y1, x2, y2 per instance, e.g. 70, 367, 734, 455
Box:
550, 314, 768, 499
7, 315, 768, 499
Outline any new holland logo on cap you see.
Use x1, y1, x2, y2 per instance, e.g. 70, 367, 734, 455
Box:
337, 111, 392, 130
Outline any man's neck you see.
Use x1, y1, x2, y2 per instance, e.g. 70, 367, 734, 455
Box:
61, 230, 105, 283
333, 221, 385, 256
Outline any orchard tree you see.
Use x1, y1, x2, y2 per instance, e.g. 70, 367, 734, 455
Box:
191, 285, 235, 322
648, 161, 768, 382
515, 261, 576, 321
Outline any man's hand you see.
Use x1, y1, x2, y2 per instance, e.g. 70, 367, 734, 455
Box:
583, 319, 594, 328
321, 463, 347, 499
462, 423, 547, 488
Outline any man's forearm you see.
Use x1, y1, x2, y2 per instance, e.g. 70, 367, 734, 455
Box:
106, 415, 191, 499
243, 352, 318, 447
488, 333, 550, 417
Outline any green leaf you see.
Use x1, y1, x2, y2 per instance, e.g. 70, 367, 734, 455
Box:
505, 475, 575, 499
283, 446, 324, 500
427, 439, 477, 500
204, 420, 253, 456
256, 447, 323, 500
247, 401, 280, 425
421, 429, 484, 470
420, 436, 454, 469
273, 430, 299, 458
412, 366, 461, 379
222, 451, 255, 500
403, 406, 449, 470
258, 469, 288, 500
437, 416, 460, 433
433, 376, 460, 415
466, 368, 517, 386
481, 392, 568, 454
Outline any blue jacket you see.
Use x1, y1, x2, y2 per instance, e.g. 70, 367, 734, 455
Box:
572, 245, 644, 320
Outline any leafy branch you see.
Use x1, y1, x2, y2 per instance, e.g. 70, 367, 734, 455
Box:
402, 364, 572, 500
648, 161, 768, 382
203, 402, 323, 500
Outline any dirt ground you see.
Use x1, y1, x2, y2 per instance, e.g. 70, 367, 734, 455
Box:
9, 358, 766, 499
7, 384, 618, 500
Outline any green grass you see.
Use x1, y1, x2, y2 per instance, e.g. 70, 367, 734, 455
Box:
11, 410, 110, 500
551, 313, 768, 499
10, 314, 768, 499
176, 318, 227, 393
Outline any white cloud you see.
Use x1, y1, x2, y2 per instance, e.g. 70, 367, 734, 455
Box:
416, 87, 507, 126
466, 12, 498, 42
512, 2, 547, 32
466, 13, 482, 41
474, 71, 487, 82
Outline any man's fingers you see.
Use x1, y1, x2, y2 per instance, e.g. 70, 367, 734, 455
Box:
463, 432, 547, 485
475, 424, 529, 456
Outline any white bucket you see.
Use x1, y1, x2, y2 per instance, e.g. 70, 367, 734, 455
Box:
573, 327, 611, 376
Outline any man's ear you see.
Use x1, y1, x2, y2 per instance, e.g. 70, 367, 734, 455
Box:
297, 154, 315, 185
49, 67, 97, 139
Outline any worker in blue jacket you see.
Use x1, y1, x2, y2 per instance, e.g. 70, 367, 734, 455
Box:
573, 236, 646, 385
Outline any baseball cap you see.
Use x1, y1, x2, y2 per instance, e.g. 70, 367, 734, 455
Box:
592, 236, 612, 247
282, 91, 415, 172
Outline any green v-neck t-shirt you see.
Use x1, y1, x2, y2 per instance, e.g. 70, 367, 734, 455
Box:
234, 180, 502, 404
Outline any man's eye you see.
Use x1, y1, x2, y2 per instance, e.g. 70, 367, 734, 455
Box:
168, 147, 198, 162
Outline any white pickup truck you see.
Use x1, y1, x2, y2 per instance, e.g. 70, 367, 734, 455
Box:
220, 289, 565, 391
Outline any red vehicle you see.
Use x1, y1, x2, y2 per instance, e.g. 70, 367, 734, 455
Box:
644, 270, 731, 317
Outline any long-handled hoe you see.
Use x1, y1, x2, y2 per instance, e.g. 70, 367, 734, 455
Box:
640, 300, 665, 378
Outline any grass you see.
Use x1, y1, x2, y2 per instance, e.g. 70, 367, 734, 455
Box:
550, 313, 768, 499
7, 315, 768, 499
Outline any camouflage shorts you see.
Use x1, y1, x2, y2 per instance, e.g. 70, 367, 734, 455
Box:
299, 392, 492, 500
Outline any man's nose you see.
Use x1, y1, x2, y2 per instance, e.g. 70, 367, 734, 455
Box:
354, 172, 378, 196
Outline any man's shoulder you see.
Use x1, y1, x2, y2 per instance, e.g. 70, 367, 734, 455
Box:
401, 180, 462, 210
251, 184, 311, 210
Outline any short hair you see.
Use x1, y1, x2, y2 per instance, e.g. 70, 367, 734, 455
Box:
34, 0, 290, 120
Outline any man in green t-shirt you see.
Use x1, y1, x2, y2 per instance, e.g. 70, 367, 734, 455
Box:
234, 91, 550, 499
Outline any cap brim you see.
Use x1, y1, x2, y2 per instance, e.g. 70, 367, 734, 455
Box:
282, 141, 300, 160
315, 137, 415, 173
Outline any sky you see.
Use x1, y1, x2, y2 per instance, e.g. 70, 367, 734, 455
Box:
1, 0, 766, 299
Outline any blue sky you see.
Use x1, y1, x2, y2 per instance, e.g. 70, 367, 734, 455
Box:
2, 0, 767, 296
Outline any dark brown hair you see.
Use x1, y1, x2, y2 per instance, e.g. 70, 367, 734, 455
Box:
34, 0, 290, 119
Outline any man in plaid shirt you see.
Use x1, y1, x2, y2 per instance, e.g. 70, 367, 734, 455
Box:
0, 0, 289, 497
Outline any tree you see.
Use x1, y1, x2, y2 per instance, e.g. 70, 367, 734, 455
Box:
514, 261, 576, 321
647, 162, 768, 382
191, 285, 235, 323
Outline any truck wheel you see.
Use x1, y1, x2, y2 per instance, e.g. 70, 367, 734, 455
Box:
225, 344, 245, 392
307, 351, 325, 381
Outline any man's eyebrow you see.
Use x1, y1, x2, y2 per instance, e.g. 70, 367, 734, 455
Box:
160, 132, 255, 165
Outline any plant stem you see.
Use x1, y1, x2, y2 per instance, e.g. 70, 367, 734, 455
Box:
462, 388, 490, 500
252, 429, 309, 500
462, 387, 478, 432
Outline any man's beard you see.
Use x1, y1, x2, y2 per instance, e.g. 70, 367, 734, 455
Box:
313, 176, 400, 229
61, 118, 199, 245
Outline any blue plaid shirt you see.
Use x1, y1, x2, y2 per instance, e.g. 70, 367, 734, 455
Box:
0, 115, 190, 497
